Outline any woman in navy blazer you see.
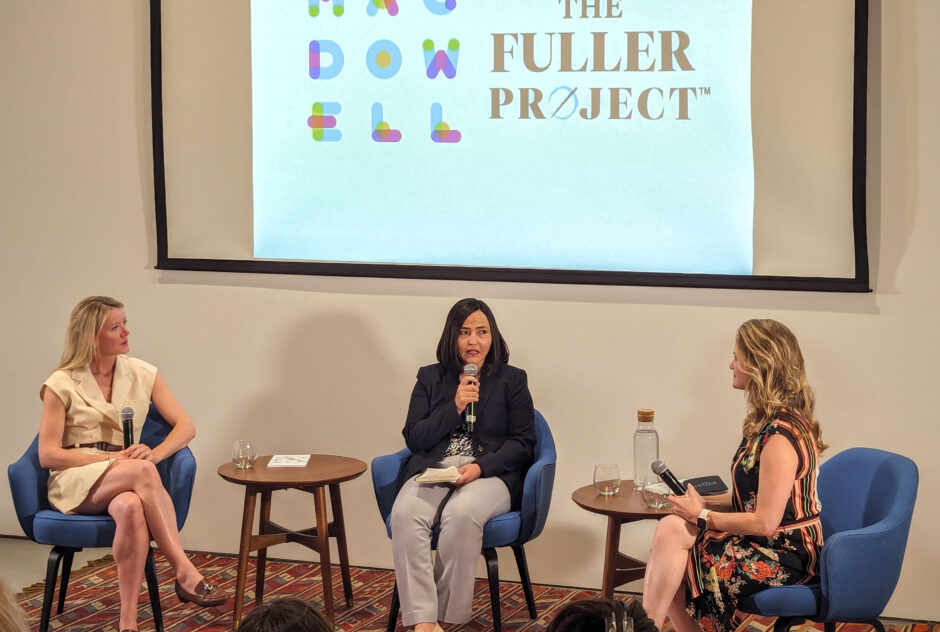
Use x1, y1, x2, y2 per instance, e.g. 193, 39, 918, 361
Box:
390, 298, 535, 632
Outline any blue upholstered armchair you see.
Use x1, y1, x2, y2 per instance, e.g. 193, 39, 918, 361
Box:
371, 409, 556, 632
738, 447, 918, 632
7, 404, 197, 632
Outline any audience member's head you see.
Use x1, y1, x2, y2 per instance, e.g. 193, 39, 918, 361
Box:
547, 598, 658, 632
237, 597, 332, 632
0, 580, 30, 632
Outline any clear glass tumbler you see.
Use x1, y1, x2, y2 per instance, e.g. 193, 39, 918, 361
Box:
593, 463, 621, 496
232, 439, 257, 469
641, 481, 671, 509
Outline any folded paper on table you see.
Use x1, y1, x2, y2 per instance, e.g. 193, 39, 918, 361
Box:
268, 454, 311, 467
416, 466, 460, 483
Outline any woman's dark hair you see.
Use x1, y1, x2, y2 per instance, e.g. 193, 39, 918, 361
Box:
435, 298, 509, 376
236, 597, 332, 632
547, 598, 658, 632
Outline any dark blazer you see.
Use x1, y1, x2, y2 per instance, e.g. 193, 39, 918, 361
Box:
400, 362, 535, 509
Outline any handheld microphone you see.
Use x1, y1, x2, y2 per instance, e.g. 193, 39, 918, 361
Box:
462, 364, 478, 432
652, 459, 687, 496
120, 407, 134, 449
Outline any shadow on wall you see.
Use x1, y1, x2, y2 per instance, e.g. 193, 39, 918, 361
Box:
523, 522, 604, 586
226, 309, 404, 461
867, 0, 919, 296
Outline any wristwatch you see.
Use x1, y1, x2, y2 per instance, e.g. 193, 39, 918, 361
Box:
697, 509, 711, 530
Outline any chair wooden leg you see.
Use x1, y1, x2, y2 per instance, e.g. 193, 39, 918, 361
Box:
57, 548, 75, 614
144, 547, 164, 632
483, 547, 502, 632
41, 547, 67, 632
511, 544, 537, 619
867, 619, 886, 632
387, 580, 401, 632
772, 617, 799, 632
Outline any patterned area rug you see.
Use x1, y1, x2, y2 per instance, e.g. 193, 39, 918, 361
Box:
15, 552, 937, 632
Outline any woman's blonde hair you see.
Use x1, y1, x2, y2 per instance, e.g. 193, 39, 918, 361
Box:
736, 319, 827, 452
0, 580, 29, 632
58, 296, 124, 371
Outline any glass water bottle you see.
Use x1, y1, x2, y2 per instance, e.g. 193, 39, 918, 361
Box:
633, 408, 660, 488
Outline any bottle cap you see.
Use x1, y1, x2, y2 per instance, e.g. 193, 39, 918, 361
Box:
637, 409, 655, 422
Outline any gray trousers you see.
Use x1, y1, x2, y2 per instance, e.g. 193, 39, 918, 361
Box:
390, 455, 511, 626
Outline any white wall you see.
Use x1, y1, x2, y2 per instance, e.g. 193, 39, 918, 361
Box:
1, 0, 938, 622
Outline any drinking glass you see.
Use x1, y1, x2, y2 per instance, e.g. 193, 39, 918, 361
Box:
232, 439, 257, 469
593, 463, 621, 496
641, 481, 671, 509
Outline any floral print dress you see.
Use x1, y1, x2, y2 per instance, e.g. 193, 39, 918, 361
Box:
685, 411, 823, 632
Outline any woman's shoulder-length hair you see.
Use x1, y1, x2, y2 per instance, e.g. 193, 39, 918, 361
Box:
58, 295, 124, 371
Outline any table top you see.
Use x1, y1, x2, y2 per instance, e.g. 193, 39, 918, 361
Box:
217, 454, 367, 488
572, 480, 673, 521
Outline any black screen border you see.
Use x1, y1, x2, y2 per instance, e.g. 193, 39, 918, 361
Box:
151, 0, 870, 293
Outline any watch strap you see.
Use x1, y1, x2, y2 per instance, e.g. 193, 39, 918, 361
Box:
697, 508, 711, 530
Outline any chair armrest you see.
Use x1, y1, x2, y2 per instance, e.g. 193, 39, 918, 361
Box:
371, 448, 412, 523
819, 515, 915, 621
7, 436, 46, 541
518, 454, 556, 543
159, 446, 197, 530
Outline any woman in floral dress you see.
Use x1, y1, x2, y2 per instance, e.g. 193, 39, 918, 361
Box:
643, 319, 827, 632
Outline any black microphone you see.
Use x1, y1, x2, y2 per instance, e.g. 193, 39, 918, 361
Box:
462, 363, 478, 433
120, 407, 134, 449
652, 459, 687, 496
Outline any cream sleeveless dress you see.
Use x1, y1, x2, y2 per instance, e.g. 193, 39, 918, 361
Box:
41, 356, 157, 514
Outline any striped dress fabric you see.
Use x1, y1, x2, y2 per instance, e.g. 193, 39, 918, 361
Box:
685, 411, 823, 632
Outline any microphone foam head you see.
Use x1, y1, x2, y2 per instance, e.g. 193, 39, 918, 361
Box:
651, 459, 668, 475
463, 363, 478, 377
120, 406, 134, 419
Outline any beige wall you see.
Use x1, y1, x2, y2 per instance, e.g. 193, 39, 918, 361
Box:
1, 0, 938, 622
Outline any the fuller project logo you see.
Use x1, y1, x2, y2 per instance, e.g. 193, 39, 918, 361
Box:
302, 0, 712, 143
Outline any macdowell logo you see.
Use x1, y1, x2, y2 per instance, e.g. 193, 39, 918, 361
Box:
307, 102, 342, 141
372, 104, 402, 143
423, 39, 460, 79
309, 0, 344, 18
309, 40, 343, 80
366, 0, 400, 17
305, 3, 463, 142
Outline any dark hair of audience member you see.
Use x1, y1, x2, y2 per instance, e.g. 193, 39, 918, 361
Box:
236, 597, 333, 632
547, 598, 658, 632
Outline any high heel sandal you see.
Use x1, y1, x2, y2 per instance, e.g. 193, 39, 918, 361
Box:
174, 578, 231, 607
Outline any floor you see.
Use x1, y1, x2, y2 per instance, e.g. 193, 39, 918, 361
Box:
1, 536, 931, 629
1, 536, 101, 592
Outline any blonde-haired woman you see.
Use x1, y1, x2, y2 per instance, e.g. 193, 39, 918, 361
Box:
0, 579, 29, 632
643, 319, 826, 632
38, 296, 229, 632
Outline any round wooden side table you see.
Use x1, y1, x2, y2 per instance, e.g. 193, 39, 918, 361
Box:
218, 454, 367, 627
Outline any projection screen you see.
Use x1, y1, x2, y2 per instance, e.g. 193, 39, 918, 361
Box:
152, 0, 870, 291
